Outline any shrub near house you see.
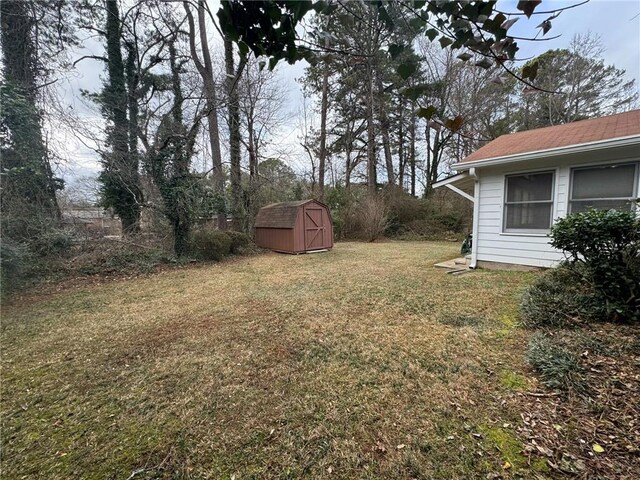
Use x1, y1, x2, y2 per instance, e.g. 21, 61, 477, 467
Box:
522, 208, 640, 325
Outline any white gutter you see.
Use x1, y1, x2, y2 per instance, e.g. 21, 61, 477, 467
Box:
432, 172, 469, 188
453, 134, 640, 171
468, 167, 480, 269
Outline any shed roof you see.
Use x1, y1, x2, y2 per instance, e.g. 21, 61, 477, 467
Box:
255, 200, 316, 228
461, 109, 640, 164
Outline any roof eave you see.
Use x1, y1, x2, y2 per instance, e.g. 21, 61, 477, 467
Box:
453, 134, 640, 171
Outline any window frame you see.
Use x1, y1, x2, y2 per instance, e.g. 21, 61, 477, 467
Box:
568, 162, 640, 214
502, 170, 556, 234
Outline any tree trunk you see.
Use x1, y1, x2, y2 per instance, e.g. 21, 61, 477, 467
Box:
317, 45, 330, 201
0, 0, 61, 229
397, 100, 405, 188
247, 105, 258, 179
225, 37, 243, 231
345, 149, 352, 190
377, 76, 394, 186
184, 0, 226, 229
171, 37, 190, 256
409, 103, 416, 197
427, 129, 441, 194
245, 108, 258, 231
105, 0, 140, 234
425, 125, 431, 194
125, 42, 139, 185
173, 219, 190, 257
366, 62, 376, 193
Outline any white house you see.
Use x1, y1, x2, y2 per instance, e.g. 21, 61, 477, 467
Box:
434, 110, 640, 269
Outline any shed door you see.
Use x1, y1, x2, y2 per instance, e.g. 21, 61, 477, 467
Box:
304, 206, 325, 250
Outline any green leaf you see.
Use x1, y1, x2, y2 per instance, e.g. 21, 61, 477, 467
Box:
397, 61, 418, 80
439, 36, 454, 48
409, 17, 426, 31
388, 44, 405, 60
291, 1, 313, 21
425, 29, 438, 41
402, 84, 431, 101
238, 41, 249, 58
377, 4, 395, 30
522, 61, 539, 81
475, 57, 493, 69
416, 106, 437, 119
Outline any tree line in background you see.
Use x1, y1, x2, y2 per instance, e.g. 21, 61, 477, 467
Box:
1, 0, 638, 276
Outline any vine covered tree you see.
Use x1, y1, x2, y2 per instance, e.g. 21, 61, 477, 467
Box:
0, 0, 71, 239
99, 0, 143, 234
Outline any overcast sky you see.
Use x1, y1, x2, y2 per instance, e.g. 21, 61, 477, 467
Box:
55, 0, 640, 188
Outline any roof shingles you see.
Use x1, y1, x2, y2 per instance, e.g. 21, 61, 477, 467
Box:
254, 200, 313, 228
462, 109, 640, 163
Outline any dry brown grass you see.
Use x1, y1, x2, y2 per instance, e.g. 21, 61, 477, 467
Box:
2, 241, 549, 479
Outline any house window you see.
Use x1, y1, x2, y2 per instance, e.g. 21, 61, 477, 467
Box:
569, 163, 639, 213
504, 171, 554, 232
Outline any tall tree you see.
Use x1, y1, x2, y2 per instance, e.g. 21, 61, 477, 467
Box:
100, 0, 143, 234
515, 33, 638, 129
0, 0, 66, 238
142, 35, 200, 256
224, 37, 246, 230
316, 33, 330, 201
183, 0, 225, 217
238, 56, 288, 228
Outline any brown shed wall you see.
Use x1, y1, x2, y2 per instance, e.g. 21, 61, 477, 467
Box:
254, 227, 295, 253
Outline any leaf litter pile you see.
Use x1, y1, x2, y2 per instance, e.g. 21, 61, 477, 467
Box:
514, 324, 639, 479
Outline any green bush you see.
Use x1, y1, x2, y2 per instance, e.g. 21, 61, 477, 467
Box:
226, 230, 251, 254
526, 334, 586, 392
324, 185, 471, 241
385, 187, 470, 240
0, 240, 34, 293
31, 227, 77, 256
76, 242, 166, 275
521, 265, 606, 327
550, 208, 640, 322
189, 227, 232, 261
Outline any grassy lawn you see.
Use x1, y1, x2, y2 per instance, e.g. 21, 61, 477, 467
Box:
2, 241, 548, 479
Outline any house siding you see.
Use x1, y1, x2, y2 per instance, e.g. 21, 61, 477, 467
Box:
474, 150, 640, 268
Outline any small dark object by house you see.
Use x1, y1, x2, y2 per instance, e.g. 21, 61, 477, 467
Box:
255, 200, 334, 254
461, 233, 472, 255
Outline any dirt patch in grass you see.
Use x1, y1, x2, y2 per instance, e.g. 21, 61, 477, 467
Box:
7, 241, 633, 478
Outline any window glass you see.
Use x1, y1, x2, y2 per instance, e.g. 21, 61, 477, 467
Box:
504, 172, 554, 231
570, 199, 634, 213
506, 172, 554, 202
506, 203, 554, 230
572, 164, 635, 200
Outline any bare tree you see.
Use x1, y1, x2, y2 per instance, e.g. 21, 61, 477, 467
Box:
183, 0, 227, 228
224, 37, 246, 230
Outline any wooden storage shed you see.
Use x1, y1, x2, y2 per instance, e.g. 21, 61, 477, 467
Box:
255, 200, 334, 254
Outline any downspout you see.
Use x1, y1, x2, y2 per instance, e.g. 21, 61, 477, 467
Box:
468, 167, 480, 269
